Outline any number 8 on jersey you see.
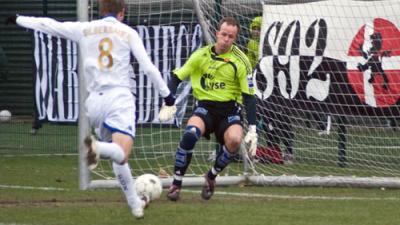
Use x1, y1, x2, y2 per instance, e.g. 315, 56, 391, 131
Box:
98, 37, 113, 69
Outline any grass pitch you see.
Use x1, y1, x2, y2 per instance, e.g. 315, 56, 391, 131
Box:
0, 155, 399, 225
1, 121, 400, 224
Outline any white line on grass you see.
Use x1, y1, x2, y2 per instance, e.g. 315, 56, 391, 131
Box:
2, 154, 77, 157
0, 184, 68, 191
2, 184, 399, 201
182, 190, 400, 201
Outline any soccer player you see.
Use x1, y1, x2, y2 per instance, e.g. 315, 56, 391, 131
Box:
7, 0, 175, 219
159, 17, 258, 201
246, 16, 262, 69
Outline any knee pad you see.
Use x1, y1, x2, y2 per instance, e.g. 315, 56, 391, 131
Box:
179, 125, 201, 150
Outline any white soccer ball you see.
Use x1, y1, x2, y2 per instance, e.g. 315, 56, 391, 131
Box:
134, 174, 163, 201
0, 110, 11, 122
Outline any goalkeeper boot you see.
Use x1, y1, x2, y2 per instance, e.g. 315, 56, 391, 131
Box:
167, 184, 181, 201
84, 135, 99, 170
201, 174, 216, 200
131, 196, 149, 219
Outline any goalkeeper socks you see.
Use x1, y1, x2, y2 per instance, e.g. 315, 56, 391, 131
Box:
173, 148, 193, 179
212, 145, 235, 177
172, 175, 183, 187
207, 168, 218, 180
172, 125, 200, 186
96, 141, 125, 164
112, 162, 142, 209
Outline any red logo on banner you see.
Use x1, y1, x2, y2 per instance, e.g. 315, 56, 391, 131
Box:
347, 18, 400, 107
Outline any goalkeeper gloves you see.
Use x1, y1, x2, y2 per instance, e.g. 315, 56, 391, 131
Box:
244, 125, 258, 156
159, 93, 177, 122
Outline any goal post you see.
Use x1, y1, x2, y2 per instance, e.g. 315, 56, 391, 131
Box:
77, 0, 90, 190
79, 0, 400, 190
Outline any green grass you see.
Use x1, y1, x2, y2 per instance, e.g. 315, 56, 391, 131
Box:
1, 155, 400, 225
0, 122, 77, 154
2, 121, 400, 178
1, 121, 400, 224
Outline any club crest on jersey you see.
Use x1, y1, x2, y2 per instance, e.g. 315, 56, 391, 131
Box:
247, 74, 254, 88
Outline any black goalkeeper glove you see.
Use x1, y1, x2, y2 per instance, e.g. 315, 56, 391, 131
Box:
5, 15, 17, 25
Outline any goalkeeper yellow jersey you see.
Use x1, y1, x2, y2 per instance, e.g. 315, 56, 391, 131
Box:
174, 44, 254, 104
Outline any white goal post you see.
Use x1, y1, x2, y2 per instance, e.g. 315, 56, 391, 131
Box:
79, 0, 400, 190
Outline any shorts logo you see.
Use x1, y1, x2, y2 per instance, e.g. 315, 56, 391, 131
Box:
228, 115, 240, 123
194, 107, 208, 115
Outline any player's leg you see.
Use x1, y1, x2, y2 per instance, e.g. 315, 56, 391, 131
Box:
85, 134, 125, 169
85, 89, 146, 219
84, 90, 130, 169
202, 122, 243, 200
109, 133, 148, 219
167, 115, 205, 201
112, 133, 147, 219
86, 134, 146, 219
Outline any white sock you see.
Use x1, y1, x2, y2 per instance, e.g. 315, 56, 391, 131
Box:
112, 162, 142, 209
96, 142, 125, 164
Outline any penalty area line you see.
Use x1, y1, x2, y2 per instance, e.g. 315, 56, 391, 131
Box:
182, 190, 400, 201
0, 184, 68, 191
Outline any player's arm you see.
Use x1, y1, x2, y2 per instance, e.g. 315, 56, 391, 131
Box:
238, 59, 258, 155
243, 93, 256, 127
168, 50, 198, 94
129, 29, 171, 98
14, 15, 82, 42
157, 72, 183, 121
158, 48, 199, 121
243, 92, 258, 155
168, 72, 182, 97
128, 29, 176, 121
237, 52, 257, 127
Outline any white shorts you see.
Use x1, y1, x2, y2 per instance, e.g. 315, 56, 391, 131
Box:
85, 87, 136, 142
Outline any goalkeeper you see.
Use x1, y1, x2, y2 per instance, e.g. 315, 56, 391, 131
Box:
159, 17, 258, 201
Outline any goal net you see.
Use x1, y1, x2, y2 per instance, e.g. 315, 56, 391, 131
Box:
83, 0, 400, 189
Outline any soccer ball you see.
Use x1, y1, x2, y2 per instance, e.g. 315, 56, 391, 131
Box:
0, 110, 11, 122
134, 174, 163, 201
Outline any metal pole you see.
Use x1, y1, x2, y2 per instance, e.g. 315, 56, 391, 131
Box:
192, 0, 213, 44
77, 0, 90, 190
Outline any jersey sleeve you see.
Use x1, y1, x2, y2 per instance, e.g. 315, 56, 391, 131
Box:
173, 48, 203, 81
128, 29, 170, 97
16, 16, 83, 42
237, 53, 255, 96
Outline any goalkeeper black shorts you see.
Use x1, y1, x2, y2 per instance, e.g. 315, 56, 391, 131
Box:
192, 100, 243, 144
